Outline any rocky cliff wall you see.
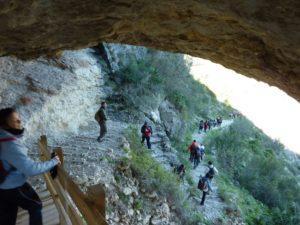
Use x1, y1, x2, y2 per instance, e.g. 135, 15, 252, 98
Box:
104, 43, 187, 140
0, 49, 105, 143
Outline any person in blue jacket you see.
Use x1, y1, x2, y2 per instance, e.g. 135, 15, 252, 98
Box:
0, 107, 60, 225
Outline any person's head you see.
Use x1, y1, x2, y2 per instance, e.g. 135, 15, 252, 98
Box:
0, 108, 22, 130
144, 121, 148, 126
193, 140, 196, 143
101, 101, 107, 109
208, 161, 213, 167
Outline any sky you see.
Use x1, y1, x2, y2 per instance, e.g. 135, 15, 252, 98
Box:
188, 57, 300, 154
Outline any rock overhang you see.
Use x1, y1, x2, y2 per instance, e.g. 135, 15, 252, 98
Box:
0, 0, 299, 100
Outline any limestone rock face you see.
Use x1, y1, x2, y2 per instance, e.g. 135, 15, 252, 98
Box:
0, 1, 299, 100
158, 100, 184, 140
0, 49, 104, 142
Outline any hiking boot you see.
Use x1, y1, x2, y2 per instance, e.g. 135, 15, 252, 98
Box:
97, 137, 104, 143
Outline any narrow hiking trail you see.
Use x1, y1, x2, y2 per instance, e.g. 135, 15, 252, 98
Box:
146, 119, 235, 223
191, 120, 233, 222
48, 119, 130, 190
43, 114, 234, 224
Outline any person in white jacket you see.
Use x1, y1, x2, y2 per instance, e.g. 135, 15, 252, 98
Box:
204, 161, 219, 179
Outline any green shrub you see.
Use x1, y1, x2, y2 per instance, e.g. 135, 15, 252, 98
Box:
217, 174, 272, 225
133, 199, 143, 211
204, 118, 300, 225
111, 49, 230, 120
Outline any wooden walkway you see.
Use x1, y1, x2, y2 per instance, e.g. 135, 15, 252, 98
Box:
16, 190, 59, 225
16, 135, 107, 225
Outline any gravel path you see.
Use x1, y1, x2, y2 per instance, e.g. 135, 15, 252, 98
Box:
44, 116, 233, 224
190, 120, 233, 222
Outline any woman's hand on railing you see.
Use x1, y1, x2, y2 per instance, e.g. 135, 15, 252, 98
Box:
54, 156, 61, 165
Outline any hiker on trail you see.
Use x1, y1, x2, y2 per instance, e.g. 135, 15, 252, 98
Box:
198, 120, 204, 133
205, 161, 219, 181
188, 140, 198, 163
198, 176, 213, 206
198, 161, 218, 206
141, 122, 152, 149
173, 164, 186, 181
207, 119, 212, 130
217, 117, 222, 127
212, 119, 216, 127
203, 121, 208, 132
0, 107, 61, 225
95, 101, 108, 142
199, 144, 205, 161
194, 145, 201, 169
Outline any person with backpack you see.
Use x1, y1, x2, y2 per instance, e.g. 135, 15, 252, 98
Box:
197, 161, 218, 205
141, 122, 152, 149
95, 101, 108, 142
0, 108, 61, 225
197, 175, 213, 206
205, 161, 218, 180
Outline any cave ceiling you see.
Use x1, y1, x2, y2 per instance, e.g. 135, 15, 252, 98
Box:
0, 0, 299, 100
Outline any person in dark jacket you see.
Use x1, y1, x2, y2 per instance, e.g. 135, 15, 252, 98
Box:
140, 122, 152, 149
188, 140, 198, 163
175, 164, 186, 181
95, 101, 108, 142
207, 119, 212, 130
204, 121, 208, 132
198, 120, 204, 133
0, 107, 60, 225
193, 146, 200, 169
217, 116, 222, 127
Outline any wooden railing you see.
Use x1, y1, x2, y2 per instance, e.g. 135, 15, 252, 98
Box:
38, 135, 107, 225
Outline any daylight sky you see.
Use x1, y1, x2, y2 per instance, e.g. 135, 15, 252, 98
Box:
189, 57, 300, 154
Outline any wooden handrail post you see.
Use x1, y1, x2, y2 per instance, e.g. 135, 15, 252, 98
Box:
53, 147, 64, 165
38, 135, 108, 225
87, 184, 106, 218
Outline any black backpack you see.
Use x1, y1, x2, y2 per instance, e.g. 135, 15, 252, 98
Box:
206, 167, 215, 179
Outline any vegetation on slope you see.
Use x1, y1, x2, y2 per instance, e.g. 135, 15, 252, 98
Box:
204, 118, 300, 225
110, 48, 229, 121
105, 46, 299, 225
